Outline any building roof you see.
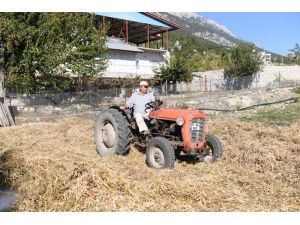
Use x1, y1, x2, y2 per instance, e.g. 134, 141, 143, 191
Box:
107, 38, 144, 52
142, 12, 181, 30
138, 47, 167, 53
95, 12, 172, 28
95, 12, 181, 45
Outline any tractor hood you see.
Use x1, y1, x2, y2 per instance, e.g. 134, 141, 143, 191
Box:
149, 108, 206, 121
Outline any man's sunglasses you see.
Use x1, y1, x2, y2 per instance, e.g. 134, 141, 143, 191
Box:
143, 85, 149, 88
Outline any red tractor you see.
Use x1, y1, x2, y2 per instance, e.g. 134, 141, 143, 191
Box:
94, 100, 223, 169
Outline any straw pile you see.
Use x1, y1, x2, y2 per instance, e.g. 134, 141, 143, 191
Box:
0, 116, 299, 211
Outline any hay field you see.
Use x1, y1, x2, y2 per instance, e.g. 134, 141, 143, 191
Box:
0, 114, 299, 211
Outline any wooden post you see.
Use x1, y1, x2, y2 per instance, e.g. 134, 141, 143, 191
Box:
125, 20, 128, 43
166, 29, 169, 50
161, 32, 164, 49
0, 71, 15, 127
102, 16, 106, 33
147, 25, 150, 48
0, 71, 4, 98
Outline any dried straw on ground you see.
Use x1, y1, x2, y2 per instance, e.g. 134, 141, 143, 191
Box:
0, 116, 299, 211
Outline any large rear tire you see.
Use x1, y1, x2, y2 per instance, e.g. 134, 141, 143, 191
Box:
94, 108, 131, 157
146, 137, 175, 169
203, 134, 223, 162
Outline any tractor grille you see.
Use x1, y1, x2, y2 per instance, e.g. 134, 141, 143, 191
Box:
190, 118, 205, 143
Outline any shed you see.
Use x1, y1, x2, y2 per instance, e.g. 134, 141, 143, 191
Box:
95, 12, 180, 78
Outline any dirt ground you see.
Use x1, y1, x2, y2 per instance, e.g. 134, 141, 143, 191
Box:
0, 110, 299, 212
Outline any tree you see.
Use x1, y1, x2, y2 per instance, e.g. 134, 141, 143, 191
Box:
155, 51, 192, 93
224, 42, 263, 90
0, 13, 107, 94
288, 43, 300, 65
289, 43, 300, 55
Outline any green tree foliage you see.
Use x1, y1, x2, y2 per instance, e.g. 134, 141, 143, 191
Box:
289, 43, 300, 55
288, 43, 300, 65
224, 42, 263, 89
168, 31, 228, 72
0, 13, 107, 93
169, 31, 227, 55
159, 55, 192, 83
155, 51, 192, 93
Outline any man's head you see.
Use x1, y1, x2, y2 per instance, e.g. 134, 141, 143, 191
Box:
139, 81, 149, 94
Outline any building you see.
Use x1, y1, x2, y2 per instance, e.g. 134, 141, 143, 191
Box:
260, 51, 272, 66
95, 12, 181, 78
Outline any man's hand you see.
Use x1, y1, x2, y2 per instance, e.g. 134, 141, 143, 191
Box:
120, 104, 128, 110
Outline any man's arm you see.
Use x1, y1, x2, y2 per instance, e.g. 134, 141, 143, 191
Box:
120, 93, 135, 110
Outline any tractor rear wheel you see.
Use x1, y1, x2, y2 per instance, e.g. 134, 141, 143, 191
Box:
203, 134, 223, 162
146, 137, 175, 169
94, 108, 131, 157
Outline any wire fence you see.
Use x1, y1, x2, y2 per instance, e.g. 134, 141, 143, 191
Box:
6, 73, 300, 122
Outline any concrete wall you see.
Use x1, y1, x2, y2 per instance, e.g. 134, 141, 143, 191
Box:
136, 51, 168, 78
182, 65, 300, 92
104, 49, 168, 79
104, 50, 137, 78
257, 65, 300, 88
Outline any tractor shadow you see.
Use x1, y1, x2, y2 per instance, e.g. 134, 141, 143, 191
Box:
175, 150, 205, 165
175, 155, 202, 165
132, 143, 146, 154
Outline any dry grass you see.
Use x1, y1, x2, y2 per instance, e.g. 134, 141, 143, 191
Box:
0, 116, 299, 212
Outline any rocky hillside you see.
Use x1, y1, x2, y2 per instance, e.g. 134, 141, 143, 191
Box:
156, 12, 240, 48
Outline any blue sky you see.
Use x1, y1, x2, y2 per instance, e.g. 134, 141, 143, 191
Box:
198, 12, 300, 56
2, 2, 300, 56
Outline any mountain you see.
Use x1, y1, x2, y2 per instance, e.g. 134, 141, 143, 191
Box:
156, 12, 239, 48
156, 12, 284, 58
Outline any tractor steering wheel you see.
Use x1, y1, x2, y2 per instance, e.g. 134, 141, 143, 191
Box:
144, 99, 163, 113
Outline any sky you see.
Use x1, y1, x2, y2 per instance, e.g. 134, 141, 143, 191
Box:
3, 1, 300, 57
198, 12, 300, 56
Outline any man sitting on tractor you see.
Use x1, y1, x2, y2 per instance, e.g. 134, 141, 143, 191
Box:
120, 81, 155, 136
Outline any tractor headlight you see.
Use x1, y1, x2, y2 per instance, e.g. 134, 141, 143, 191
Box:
176, 118, 185, 126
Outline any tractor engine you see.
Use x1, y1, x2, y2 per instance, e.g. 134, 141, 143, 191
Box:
149, 108, 207, 155
151, 120, 182, 140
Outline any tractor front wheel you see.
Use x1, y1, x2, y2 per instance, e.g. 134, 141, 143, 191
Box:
203, 134, 223, 162
146, 137, 175, 169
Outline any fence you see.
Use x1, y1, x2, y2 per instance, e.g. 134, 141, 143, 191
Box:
6, 73, 300, 121
157, 73, 300, 98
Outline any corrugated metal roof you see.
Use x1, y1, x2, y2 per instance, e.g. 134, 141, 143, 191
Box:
95, 12, 172, 28
107, 38, 144, 52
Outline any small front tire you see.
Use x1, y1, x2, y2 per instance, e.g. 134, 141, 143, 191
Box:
203, 134, 223, 162
146, 137, 175, 169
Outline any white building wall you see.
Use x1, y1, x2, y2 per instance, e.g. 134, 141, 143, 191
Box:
136, 51, 168, 78
260, 51, 272, 66
103, 49, 169, 79
104, 50, 137, 78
